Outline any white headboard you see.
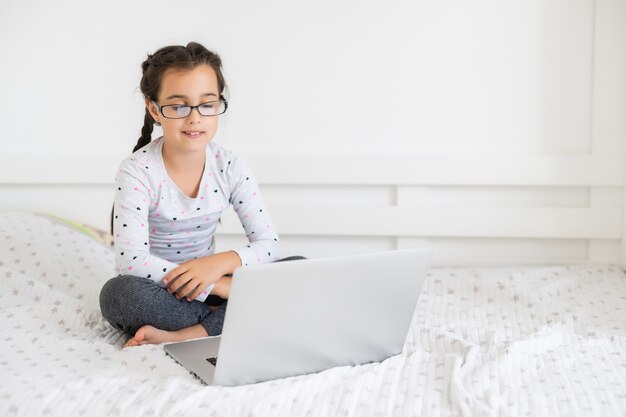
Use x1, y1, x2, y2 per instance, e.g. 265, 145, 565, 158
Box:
0, 151, 623, 267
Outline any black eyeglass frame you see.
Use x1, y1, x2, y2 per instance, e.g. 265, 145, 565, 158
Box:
151, 99, 229, 119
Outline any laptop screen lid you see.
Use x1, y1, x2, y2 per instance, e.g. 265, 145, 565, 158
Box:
213, 247, 431, 386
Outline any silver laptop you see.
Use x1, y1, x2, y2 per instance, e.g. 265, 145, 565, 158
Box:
163, 247, 431, 386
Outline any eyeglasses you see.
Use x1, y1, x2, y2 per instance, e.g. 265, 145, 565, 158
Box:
151, 99, 228, 119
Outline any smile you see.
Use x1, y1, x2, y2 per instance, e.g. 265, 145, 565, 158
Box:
183, 131, 204, 138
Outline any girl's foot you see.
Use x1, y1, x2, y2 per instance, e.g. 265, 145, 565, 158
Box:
123, 323, 208, 348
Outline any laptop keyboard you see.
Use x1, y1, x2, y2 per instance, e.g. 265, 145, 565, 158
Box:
206, 357, 218, 366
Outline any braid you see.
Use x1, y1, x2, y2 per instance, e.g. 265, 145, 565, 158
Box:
134, 109, 155, 152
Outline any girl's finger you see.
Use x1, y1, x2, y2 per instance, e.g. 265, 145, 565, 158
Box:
187, 287, 203, 301
165, 275, 179, 291
172, 275, 196, 297
163, 266, 187, 284
178, 282, 199, 300
169, 272, 192, 293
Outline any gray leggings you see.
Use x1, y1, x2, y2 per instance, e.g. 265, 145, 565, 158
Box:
99, 256, 306, 336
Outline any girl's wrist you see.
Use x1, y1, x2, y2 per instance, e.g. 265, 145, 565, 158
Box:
215, 250, 242, 275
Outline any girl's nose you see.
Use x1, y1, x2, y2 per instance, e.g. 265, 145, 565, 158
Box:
187, 107, 203, 122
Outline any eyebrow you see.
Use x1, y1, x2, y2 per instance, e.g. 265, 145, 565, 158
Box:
165, 93, 218, 100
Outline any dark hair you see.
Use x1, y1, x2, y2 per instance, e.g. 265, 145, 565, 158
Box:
110, 42, 228, 236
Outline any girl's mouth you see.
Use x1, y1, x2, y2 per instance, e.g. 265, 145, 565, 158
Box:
183, 131, 204, 138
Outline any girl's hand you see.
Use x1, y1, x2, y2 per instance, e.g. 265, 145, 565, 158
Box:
212, 276, 232, 299
163, 251, 241, 301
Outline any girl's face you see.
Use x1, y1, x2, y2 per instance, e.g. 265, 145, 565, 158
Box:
145, 64, 221, 156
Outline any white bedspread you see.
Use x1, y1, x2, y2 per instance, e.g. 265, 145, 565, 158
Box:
1, 212, 625, 417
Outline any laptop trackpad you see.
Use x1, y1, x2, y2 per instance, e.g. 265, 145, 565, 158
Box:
163, 336, 222, 385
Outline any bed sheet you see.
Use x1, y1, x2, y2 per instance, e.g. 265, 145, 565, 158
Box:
0, 211, 625, 417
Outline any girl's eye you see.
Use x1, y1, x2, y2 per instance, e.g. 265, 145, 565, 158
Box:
200, 103, 216, 110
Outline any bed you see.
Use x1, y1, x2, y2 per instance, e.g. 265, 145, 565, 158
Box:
1, 211, 625, 417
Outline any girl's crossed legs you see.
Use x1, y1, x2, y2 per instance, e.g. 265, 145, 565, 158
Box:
99, 256, 306, 347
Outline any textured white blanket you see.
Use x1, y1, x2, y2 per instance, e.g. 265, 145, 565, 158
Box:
1, 212, 625, 416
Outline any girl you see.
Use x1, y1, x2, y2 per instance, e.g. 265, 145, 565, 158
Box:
99, 42, 302, 348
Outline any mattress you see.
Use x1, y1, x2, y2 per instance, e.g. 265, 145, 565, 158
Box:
0, 211, 625, 417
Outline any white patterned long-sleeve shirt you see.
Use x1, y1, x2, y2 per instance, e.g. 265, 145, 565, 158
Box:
113, 136, 282, 302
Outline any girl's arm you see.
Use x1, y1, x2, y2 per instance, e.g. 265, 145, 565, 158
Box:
212, 275, 232, 299
226, 155, 282, 267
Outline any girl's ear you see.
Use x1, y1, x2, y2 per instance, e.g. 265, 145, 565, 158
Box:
145, 98, 161, 125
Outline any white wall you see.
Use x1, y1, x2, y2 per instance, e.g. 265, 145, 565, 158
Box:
2, 0, 622, 156
1, 0, 625, 266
